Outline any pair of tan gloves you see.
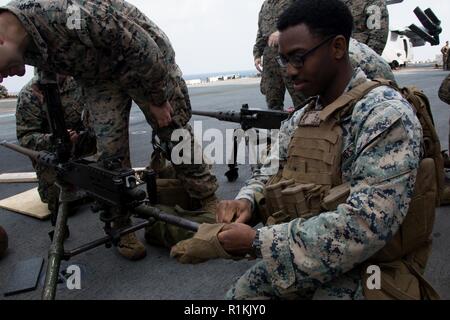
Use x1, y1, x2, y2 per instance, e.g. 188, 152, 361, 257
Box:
170, 224, 239, 264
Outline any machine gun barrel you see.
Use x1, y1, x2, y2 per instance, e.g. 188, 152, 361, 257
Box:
192, 110, 244, 123
134, 205, 199, 232
1, 141, 61, 174
65, 206, 199, 259
1, 141, 41, 160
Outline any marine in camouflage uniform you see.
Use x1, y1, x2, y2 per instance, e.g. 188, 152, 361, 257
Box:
1, 0, 218, 204
343, 0, 389, 55
16, 73, 95, 213
255, 0, 389, 111
228, 67, 422, 300
254, 0, 305, 110
224, 0, 418, 299
441, 42, 449, 71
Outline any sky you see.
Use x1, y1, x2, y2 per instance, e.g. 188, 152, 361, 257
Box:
0, 0, 449, 93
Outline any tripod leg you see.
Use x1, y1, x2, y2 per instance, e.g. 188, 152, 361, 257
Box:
42, 187, 70, 300
225, 131, 240, 182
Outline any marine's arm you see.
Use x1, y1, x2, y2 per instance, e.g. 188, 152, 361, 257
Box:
253, 6, 266, 61
16, 84, 52, 151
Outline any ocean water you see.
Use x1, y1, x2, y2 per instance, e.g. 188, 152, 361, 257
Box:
183, 70, 259, 81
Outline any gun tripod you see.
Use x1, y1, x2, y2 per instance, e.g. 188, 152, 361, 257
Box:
225, 129, 272, 183
42, 178, 199, 300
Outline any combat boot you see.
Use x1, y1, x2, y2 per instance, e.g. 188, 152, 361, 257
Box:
200, 195, 220, 214
0, 226, 8, 259
114, 219, 147, 261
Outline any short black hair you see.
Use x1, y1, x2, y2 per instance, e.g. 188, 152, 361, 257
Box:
277, 0, 354, 43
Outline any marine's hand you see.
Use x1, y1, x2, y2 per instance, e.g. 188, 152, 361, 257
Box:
254, 58, 263, 73
268, 31, 280, 47
216, 199, 252, 224
218, 223, 256, 257
170, 223, 232, 264
150, 101, 173, 128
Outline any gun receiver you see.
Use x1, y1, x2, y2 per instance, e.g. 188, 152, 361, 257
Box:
1, 141, 144, 207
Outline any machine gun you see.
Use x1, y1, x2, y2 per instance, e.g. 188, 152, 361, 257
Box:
193, 104, 289, 131
0, 74, 199, 300
193, 104, 290, 182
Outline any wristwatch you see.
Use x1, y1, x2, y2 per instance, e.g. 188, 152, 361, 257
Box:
251, 229, 263, 259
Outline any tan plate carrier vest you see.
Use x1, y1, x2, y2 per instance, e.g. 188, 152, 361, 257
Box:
260, 80, 441, 300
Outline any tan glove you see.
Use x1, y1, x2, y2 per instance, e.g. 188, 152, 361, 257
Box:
170, 223, 232, 264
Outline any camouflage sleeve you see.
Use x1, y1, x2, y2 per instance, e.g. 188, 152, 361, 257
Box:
84, 6, 169, 107
349, 39, 395, 83
235, 108, 307, 206
438, 74, 450, 105
253, 0, 295, 60
255, 96, 422, 291
253, 6, 266, 60
16, 83, 52, 151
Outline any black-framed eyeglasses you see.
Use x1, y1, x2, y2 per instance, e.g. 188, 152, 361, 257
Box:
276, 35, 336, 68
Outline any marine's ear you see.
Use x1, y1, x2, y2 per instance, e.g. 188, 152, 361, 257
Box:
331, 35, 347, 60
